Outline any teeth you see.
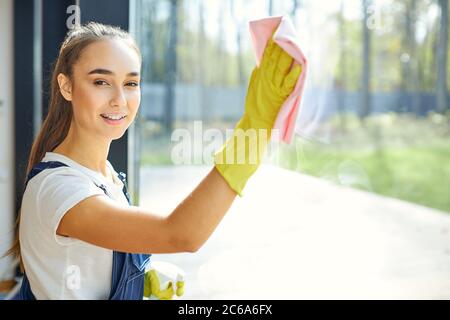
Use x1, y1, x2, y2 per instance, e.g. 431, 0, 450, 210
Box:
102, 114, 125, 120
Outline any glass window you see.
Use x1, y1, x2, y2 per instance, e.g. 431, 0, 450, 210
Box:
132, 0, 450, 299
133, 0, 449, 213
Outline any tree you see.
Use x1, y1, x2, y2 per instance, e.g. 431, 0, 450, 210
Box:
230, 0, 245, 86
398, 0, 420, 114
268, 0, 274, 15
437, 0, 448, 113
164, 0, 180, 133
291, 0, 299, 26
337, 0, 348, 129
361, 0, 372, 118
197, 0, 207, 122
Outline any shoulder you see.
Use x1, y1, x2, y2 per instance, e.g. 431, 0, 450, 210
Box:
24, 165, 104, 204
29, 165, 95, 190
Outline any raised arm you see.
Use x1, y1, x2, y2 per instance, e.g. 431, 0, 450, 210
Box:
57, 40, 301, 254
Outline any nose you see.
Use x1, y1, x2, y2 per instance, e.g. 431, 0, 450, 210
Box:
110, 85, 127, 108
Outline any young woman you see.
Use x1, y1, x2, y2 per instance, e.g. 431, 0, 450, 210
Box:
6, 22, 301, 299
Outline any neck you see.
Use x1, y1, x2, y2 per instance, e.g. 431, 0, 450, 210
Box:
53, 122, 111, 178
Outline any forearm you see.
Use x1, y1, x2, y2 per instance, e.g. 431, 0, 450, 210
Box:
167, 166, 237, 252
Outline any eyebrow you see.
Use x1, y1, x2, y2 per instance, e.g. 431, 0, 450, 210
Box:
87, 68, 140, 77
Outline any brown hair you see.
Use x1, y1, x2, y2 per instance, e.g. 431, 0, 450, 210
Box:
3, 22, 141, 271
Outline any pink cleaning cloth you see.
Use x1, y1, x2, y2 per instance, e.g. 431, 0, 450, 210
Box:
249, 16, 307, 144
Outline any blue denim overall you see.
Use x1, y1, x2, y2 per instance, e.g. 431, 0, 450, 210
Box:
13, 161, 151, 300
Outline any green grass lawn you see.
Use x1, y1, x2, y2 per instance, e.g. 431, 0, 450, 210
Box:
275, 140, 450, 213
274, 113, 450, 213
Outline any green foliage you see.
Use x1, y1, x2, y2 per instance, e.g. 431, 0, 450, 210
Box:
137, 0, 255, 87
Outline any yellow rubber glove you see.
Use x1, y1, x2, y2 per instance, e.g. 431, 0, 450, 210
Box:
214, 39, 302, 196
143, 262, 186, 300
144, 269, 174, 300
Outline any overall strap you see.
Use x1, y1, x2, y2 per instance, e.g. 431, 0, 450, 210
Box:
116, 172, 132, 204
25, 161, 69, 189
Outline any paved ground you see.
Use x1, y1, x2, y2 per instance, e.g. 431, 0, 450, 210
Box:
139, 164, 450, 299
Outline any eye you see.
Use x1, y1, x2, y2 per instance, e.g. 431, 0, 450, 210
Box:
94, 80, 109, 86
126, 82, 140, 87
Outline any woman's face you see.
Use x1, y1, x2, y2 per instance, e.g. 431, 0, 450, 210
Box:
59, 38, 141, 141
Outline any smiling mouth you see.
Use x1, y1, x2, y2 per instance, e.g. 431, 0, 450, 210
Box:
100, 114, 127, 120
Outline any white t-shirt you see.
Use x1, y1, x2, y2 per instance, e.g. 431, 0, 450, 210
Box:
19, 152, 130, 299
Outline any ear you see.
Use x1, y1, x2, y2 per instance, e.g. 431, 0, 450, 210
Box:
57, 73, 73, 101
